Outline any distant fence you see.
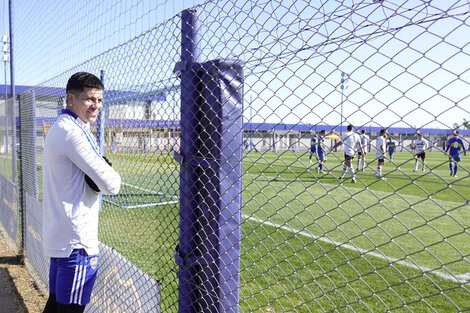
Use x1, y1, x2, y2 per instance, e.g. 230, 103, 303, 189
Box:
0, 1, 469, 312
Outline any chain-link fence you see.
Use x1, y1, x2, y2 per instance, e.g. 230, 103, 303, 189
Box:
0, 95, 18, 247
1, 0, 469, 312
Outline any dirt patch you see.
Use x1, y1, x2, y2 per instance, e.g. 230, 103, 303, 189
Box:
0, 232, 47, 313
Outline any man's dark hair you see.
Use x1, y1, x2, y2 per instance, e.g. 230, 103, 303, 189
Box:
320, 130, 326, 134
361, 129, 366, 134
347, 124, 353, 131
66, 72, 104, 94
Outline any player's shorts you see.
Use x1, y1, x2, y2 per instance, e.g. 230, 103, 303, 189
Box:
376, 153, 385, 161
449, 154, 461, 162
317, 152, 327, 161
358, 151, 366, 157
49, 249, 99, 306
344, 153, 354, 161
310, 147, 317, 153
415, 152, 425, 160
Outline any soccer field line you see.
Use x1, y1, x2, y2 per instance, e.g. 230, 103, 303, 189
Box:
104, 198, 178, 209
249, 160, 470, 188
244, 172, 469, 207
322, 180, 469, 207
243, 214, 470, 284
121, 181, 178, 199
103, 181, 179, 208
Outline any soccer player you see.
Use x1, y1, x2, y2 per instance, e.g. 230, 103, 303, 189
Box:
333, 124, 363, 183
413, 133, 428, 172
356, 129, 369, 171
445, 130, 467, 177
42, 72, 121, 313
309, 134, 317, 163
387, 137, 396, 161
317, 130, 328, 173
375, 129, 387, 179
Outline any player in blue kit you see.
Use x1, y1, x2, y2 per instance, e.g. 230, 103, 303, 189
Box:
309, 134, 317, 163
317, 130, 328, 173
387, 137, 396, 161
445, 130, 467, 177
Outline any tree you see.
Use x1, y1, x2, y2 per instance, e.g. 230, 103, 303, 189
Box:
453, 118, 470, 130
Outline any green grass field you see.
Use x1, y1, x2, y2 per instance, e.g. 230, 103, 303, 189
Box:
98, 150, 470, 312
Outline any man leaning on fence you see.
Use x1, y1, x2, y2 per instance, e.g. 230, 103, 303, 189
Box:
42, 72, 121, 313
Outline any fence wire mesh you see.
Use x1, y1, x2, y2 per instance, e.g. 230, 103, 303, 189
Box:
0, 96, 13, 181
0, 95, 18, 245
1, 0, 469, 312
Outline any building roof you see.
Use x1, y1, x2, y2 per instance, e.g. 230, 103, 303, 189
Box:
1, 85, 468, 135
0, 84, 166, 103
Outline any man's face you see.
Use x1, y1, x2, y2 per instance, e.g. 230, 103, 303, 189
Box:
67, 87, 103, 124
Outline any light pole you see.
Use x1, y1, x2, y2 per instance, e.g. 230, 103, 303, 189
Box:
2, 34, 9, 153
340, 71, 348, 137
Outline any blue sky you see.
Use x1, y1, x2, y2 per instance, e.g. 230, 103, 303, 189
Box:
1, 0, 206, 85
197, 0, 470, 129
2, 0, 469, 130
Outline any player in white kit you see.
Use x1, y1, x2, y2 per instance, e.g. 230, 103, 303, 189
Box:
356, 129, 369, 171
413, 133, 428, 172
333, 124, 363, 183
375, 129, 387, 179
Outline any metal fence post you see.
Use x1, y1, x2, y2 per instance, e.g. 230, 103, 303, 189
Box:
8, 0, 16, 185
4, 61, 8, 154
175, 9, 243, 313
97, 69, 106, 156
176, 8, 202, 312
97, 70, 105, 212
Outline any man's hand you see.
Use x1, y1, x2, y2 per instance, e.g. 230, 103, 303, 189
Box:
85, 156, 113, 192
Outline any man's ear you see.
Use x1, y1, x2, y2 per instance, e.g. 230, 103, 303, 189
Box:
66, 92, 74, 107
